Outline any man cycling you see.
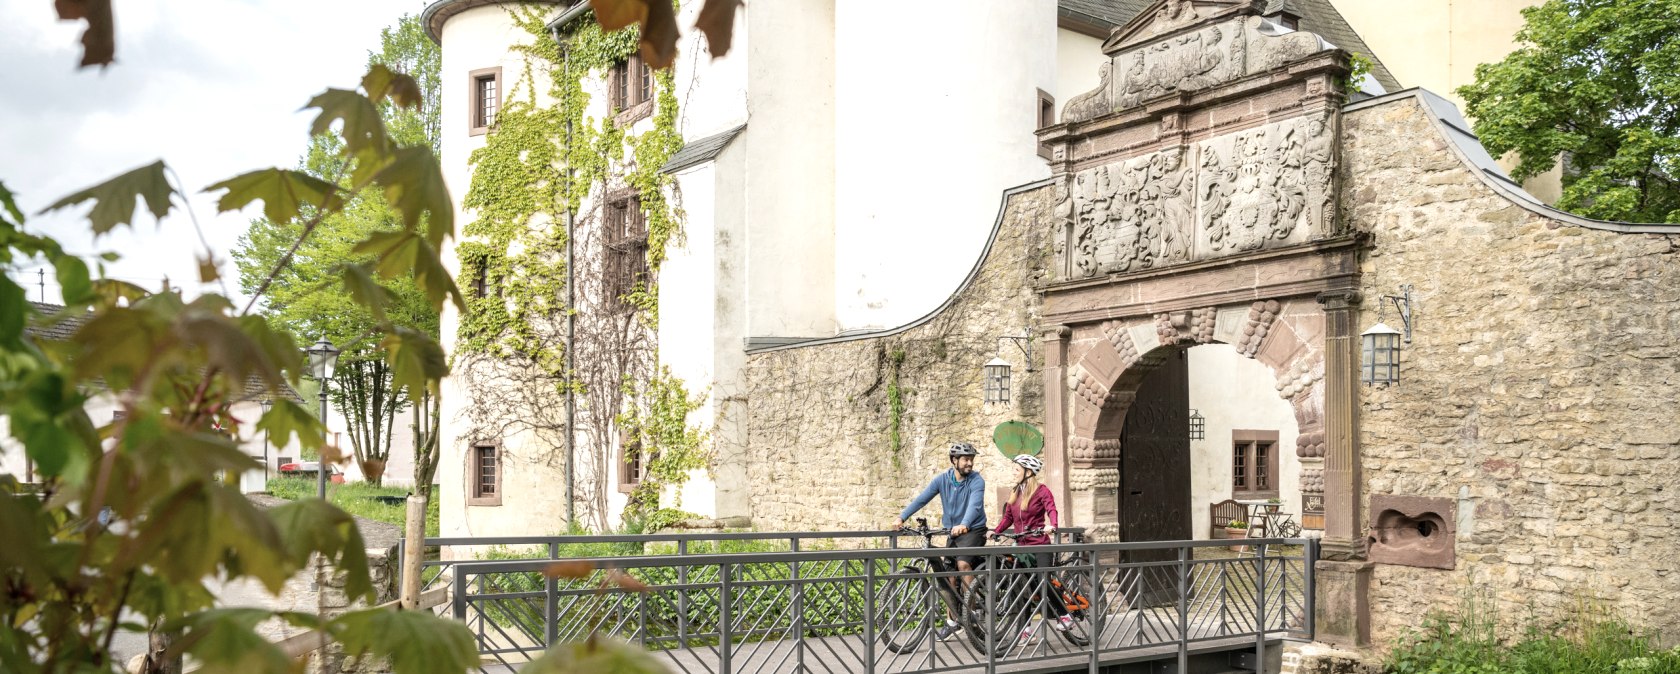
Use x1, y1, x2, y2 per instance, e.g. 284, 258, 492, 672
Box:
893, 442, 988, 641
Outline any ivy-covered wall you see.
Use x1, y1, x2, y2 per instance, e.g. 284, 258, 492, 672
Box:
440, 5, 705, 534
741, 185, 1055, 532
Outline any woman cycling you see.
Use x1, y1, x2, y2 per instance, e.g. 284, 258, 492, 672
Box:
991, 454, 1073, 636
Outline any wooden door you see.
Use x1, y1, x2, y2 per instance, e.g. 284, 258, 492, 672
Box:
1118, 349, 1192, 561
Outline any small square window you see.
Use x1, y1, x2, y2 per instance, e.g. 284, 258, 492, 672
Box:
468, 67, 502, 136
1036, 88, 1056, 159
468, 442, 502, 506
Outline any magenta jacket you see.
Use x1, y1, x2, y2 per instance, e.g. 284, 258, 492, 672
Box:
994, 484, 1059, 546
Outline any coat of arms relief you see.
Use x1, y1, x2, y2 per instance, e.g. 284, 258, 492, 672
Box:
1049, 4, 1342, 281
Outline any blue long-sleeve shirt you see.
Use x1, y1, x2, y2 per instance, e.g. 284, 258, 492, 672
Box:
899, 468, 988, 531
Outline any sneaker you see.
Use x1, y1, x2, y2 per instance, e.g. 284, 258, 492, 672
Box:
1054, 615, 1074, 632
1017, 627, 1037, 644
934, 622, 962, 641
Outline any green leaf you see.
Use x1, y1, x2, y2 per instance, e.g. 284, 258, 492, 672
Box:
256, 398, 327, 453
371, 145, 453, 247
362, 64, 423, 110
304, 88, 389, 158
268, 499, 373, 602
332, 609, 477, 674
338, 263, 396, 322
351, 230, 464, 312
171, 608, 295, 674
55, 255, 93, 305
203, 168, 345, 224
522, 636, 670, 674
0, 179, 25, 228
38, 160, 176, 234
0, 277, 23, 346
382, 326, 447, 404
88, 278, 150, 309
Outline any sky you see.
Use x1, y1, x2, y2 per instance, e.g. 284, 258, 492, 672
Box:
0, 0, 427, 306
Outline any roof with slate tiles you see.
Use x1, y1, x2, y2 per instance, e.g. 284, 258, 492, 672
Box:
660, 125, 747, 174
24, 302, 306, 404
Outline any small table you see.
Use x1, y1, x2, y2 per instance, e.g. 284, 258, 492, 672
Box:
1235, 500, 1301, 539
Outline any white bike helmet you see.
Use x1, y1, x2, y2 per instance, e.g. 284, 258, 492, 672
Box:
1013, 454, 1043, 474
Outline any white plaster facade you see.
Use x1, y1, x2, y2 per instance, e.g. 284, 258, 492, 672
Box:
1186, 344, 1303, 539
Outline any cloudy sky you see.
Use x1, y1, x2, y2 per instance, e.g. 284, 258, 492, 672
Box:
1, 0, 424, 305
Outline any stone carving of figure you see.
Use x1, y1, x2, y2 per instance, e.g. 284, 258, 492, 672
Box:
1051, 181, 1075, 278
1267, 125, 1306, 240
1200, 148, 1234, 251
1116, 51, 1149, 110
1149, 148, 1195, 264
1072, 170, 1102, 276
1226, 17, 1248, 80
1064, 62, 1113, 122
1302, 116, 1335, 235
1152, 0, 1199, 34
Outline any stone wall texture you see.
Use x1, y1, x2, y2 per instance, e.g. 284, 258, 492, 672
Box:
1344, 96, 1680, 646
743, 186, 1055, 532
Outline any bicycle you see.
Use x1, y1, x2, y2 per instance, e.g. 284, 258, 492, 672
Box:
874, 518, 988, 653
961, 529, 1094, 655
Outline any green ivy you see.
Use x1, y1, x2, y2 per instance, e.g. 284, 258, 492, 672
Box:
1344, 52, 1375, 96
458, 6, 684, 358
617, 366, 709, 525
455, 6, 701, 518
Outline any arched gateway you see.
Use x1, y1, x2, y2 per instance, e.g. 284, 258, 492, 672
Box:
1034, 0, 1365, 593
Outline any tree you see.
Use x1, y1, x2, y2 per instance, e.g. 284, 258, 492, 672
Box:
1458, 0, 1680, 223
233, 13, 443, 486
0, 59, 473, 672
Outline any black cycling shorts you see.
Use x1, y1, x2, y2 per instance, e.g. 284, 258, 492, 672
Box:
945, 527, 989, 567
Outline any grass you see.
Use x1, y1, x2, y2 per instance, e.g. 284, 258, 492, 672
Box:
1386, 593, 1680, 674
266, 476, 440, 537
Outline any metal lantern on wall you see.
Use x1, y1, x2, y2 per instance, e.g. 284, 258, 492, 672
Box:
983, 357, 1011, 404
1188, 409, 1205, 440
1361, 322, 1402, 384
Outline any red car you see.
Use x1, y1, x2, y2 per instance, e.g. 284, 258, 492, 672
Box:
277, 461, 345, 484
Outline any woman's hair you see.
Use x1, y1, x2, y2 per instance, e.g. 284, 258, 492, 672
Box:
1014, 471, 1040, 510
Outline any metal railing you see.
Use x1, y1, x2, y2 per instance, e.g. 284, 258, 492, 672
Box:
430, 536, 1316, 673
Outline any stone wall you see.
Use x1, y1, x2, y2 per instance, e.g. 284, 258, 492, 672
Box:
742, 185, 1056, 532
1343, 96, 1680, 646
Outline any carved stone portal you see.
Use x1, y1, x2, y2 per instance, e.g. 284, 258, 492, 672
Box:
1054, 114, 1336, 279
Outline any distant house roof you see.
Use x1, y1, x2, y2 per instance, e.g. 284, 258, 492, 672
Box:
24, 302, 306, 405
660, 125, 746, 174
1057, 0, 1401, 92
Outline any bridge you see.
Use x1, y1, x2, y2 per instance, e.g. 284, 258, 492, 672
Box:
402, 531, 1317, 674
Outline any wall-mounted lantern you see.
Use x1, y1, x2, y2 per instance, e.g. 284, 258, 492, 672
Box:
1188, 409, 1205, 440
984, 357, 1011, 404
1360, 285, 1412, 385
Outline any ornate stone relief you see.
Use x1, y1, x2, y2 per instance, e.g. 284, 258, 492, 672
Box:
1154, 308, 1217, 346
1052, 114, 1335, 280
1069, 14, 1329, 124
1101, 320, 1142, 368
1234, 300, 1282, 357
1084, 522, 1120, 543
1069, 467, 1121, 491
1068, 366, 1110, 408
1299, 466, 1324, 493
1068, 436, 1095, 463
1296, 430, 1325, 459
1275, 354, 1322, 401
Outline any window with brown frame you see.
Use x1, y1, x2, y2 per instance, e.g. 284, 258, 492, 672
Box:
468, 67, 502, 136
617, 434, 644, 493
603, 196, 649, 310
468, 442, 501, 506
608, 55, 653, 121
1231, 430, 1280, 499
1036, 88, 1056, 158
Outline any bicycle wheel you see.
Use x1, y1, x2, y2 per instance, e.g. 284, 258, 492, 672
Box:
962, 566, 1035, 656
1047, 574, 1093, 648
875, 566, 934, 653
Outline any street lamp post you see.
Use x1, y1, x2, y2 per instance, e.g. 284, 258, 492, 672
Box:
259, 398, 273, 483
305, 338, 341, 501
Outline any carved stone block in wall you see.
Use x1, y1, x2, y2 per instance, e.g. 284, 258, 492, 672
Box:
1070, 467, 1120, 491
1051, 114, 1336, 281
1367, 495, 1456, 570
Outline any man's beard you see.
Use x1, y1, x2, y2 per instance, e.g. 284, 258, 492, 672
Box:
955, 464, 971, 476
